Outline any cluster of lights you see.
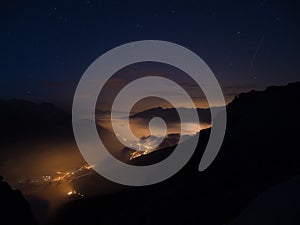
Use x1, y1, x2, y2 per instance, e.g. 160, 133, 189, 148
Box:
130, 149, 153, 160
17, 164, 96, 200
67, 190, 84, 197
44, 164, 96, 183
117, 133, 158, 160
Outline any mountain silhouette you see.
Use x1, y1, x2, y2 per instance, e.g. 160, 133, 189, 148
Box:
130, 106, 212, 124
1, 82, 300, 225
53, 81, 300, 225
228, 175, 300, 225
0, 99, 72, 143
0, 176, 38, 225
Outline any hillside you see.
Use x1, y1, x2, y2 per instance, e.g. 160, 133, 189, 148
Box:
0, 176, 38, 225
54, 82, 300, 225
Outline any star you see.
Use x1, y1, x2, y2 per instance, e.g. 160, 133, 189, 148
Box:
136, 24, 143, 29
48, 7, 57, 16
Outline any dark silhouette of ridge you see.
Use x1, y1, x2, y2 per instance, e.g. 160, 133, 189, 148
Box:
130, 106, 212, 124
0, 176, 38, 225
228, 175, 300, 225
0, 99, 72, 143
53, 81, 300, 225
1, 82, 300, 225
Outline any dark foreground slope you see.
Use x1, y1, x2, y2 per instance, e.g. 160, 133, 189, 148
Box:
0, 176, 38, 225
54, 82, 300, 225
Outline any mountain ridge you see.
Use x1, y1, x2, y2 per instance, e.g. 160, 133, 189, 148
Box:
54, 81, 300, 225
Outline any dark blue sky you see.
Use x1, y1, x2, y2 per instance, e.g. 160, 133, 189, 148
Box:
1, 0, 299, 109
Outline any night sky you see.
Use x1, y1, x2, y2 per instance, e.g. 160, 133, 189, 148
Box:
1, 0, 299, 110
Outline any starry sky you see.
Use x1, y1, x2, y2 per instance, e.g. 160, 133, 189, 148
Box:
1, 0, 299, 110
